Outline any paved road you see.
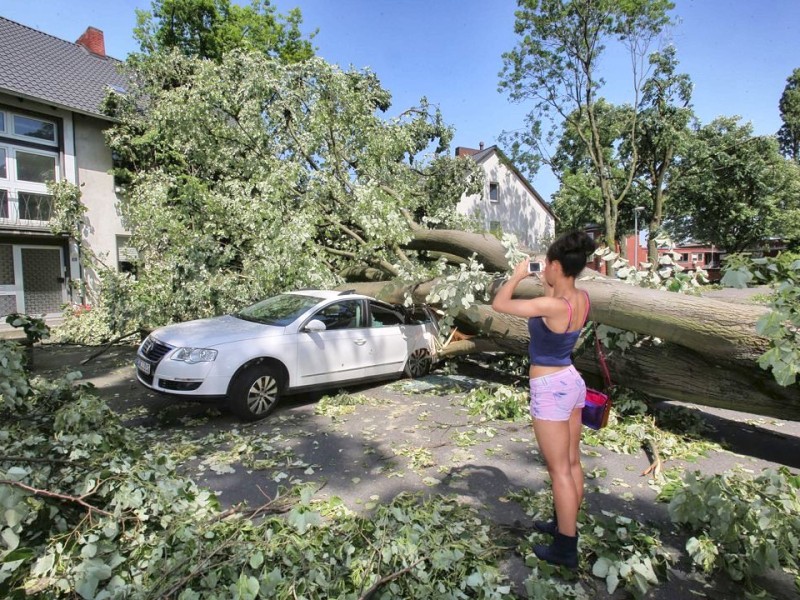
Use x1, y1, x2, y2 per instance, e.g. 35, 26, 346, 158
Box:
29, 343, 800, 599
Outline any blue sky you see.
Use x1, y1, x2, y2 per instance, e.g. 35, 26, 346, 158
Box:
4, 0, 800, 199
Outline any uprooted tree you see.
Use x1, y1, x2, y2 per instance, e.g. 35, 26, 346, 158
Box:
336, 230, 800, 421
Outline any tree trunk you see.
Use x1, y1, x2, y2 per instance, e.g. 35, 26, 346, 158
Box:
339, 229, 799, 420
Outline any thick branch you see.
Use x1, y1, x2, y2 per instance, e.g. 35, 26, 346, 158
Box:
0, 479, 113, 517
403, 229, 511, 272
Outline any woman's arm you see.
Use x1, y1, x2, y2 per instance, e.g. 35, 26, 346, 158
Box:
491, 259, 560, 319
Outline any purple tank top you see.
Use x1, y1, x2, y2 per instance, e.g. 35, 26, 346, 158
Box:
528, 292, 590, 366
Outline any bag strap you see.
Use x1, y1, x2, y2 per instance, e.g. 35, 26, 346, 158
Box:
594, 322, 613, 391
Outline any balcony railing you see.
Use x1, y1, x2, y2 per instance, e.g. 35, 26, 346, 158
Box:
0, 192, 54, 229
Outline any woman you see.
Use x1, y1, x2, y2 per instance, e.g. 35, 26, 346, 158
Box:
491, 231, 595, 569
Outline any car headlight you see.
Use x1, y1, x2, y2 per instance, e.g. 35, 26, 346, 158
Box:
171, 347, 218, 364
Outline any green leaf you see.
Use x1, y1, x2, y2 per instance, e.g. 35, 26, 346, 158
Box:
249, 551, 263, 569
4, 508, 24, 528
592, 556, 612, 577
720, 268, 753, 289
465, 571, 483, 587
76, 576, 100, 599
235, 573, 260, 600
31, 552, 55, 576
286, 509, 322, 533
1, 528, 20, 551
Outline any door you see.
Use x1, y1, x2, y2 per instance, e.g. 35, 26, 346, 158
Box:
0, 244, 17, 317
20, 247, 64, 315
296, 299, 370, 386
362, 300, 411, 376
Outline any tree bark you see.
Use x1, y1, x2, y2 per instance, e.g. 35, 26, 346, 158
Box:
339, 228, 799, 420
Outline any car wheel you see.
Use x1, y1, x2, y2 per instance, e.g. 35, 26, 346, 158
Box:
404, 348, 432, 378
230, 365, 284, 421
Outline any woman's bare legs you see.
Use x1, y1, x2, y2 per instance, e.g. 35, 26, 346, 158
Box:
533, 408, 584, 536
567, 407, 584, 510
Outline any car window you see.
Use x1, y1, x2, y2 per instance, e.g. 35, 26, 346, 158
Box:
407, 305, 433, 324
235, 293, 322, 326
369, 301, 405, 327
313, 300, 362, 330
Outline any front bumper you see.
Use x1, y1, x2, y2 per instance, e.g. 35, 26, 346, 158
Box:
136, 342, 230, 396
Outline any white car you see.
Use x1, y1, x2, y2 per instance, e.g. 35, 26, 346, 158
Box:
135, 290, 438, 420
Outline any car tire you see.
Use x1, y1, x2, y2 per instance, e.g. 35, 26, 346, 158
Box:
404, 348, 432, 378
230, 364, 284, 421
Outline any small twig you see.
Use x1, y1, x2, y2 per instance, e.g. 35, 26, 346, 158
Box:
0, 479, 113, 517
358, 557, 427, 600
159, 539, 239, 599
80, 330, 141, 365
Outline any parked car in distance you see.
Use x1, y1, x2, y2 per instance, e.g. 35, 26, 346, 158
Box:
135, 290, 439, 420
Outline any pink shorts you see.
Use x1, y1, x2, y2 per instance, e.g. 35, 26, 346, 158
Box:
529, 365, 587, 421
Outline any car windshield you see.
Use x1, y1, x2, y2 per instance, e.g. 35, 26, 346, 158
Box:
235, 293, 322, 326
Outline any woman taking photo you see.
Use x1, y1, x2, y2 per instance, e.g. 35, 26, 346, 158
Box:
491, 231, 595, 569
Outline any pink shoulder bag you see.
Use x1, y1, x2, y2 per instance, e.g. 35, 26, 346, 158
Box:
582, 325, 612, 430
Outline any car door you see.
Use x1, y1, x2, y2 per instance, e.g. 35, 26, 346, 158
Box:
295, 299, 370, 386
360, 300, 410, 377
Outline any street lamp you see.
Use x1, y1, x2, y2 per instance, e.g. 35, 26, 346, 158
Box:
633, 206, 645, 269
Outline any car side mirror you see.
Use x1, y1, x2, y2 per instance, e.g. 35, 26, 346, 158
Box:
304, 319, 327, 332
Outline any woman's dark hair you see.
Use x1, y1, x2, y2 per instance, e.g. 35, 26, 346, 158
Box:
546, 231, 596, 277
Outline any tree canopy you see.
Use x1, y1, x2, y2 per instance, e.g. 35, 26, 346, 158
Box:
498, 0, 675, 252
778, 67, 800, 163
667, 117, 800, 252
103, 50, 483, 327
632, 46, 693, 262
133, 0, 315, 62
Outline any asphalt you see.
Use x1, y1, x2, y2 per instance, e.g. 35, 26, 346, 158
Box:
27, 342, 800, 600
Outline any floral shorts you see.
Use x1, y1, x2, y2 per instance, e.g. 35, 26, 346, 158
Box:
529, 365, 586, 421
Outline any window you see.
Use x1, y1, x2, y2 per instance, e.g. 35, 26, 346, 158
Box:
117, 236, 138, 276
18, 192, 53, 221
16, 150, 56, 183
314, 300, 362, 330
370, 302, 404, 327
488, 182, 499, 202
0, 109, 60, 226
12, 114, 56, 144
680, 253, 689, 262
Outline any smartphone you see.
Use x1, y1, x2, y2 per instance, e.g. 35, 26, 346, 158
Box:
528, 261, 542, 273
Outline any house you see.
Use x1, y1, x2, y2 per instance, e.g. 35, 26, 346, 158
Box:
455, 143, 555, 250
657, 241, 722, 282
0, 17, 128, 319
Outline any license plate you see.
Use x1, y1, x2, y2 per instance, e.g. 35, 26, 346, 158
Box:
135, 357, 151, 375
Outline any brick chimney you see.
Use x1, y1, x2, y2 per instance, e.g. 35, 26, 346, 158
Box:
76, 27, 106, 57
455, 142, 486, 157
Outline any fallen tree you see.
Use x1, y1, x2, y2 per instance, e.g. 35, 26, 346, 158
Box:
96, 46, 796, 419
341, 230, 800, 420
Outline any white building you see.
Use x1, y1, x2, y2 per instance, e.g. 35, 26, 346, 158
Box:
0, 18, 129, 318
455, 144, 555, 251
